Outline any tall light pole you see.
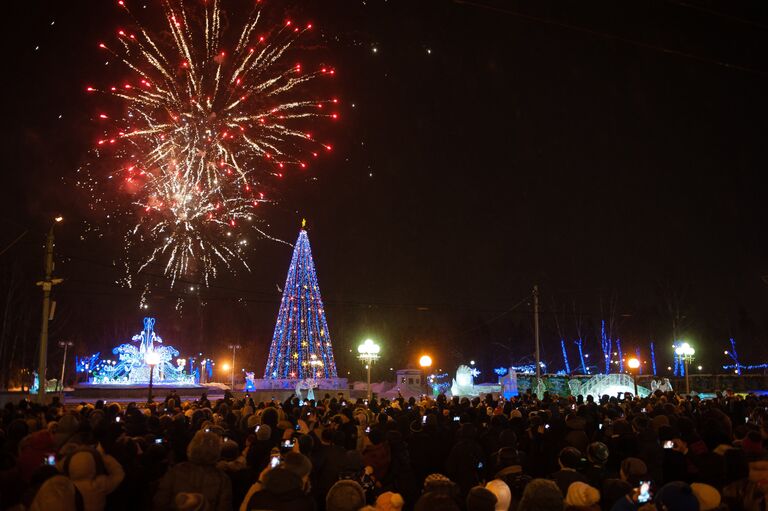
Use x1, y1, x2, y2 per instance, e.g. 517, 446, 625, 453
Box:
228, 344, 240, 390
358, 339, 380, 401
58, 341, 74, 397
674, 342, 695, 394
35, 216, 64, 403
627, 357, 640, 397
533, 285, 541, 380
146, 350, 160, 404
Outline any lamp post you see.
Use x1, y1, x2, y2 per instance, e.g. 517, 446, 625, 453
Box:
35, 216, 64, 403
145, 350, 160, 404
227, 344, 240, 390
358, 339, 380, 401
57, 341, 74, 397
674, 342, 695, 394
627, 357, 640, 397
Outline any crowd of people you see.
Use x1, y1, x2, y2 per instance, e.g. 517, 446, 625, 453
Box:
0, 387, 767, 511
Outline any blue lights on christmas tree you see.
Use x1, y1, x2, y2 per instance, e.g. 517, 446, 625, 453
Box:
264, 223, 338, 380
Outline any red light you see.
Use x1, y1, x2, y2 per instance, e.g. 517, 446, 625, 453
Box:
300, 162, 307, 169
324, 144, 332, 151
98, 43, 106, 49
118, 30, 125, 36
331, 113, 338, 119
286, 20, 292, 26
99, 114, 108, 119
230, 220, 236, 227
110, 87, 116, 91
321, 68, 327, 73
97, 140, 106, 145
86, 87, 96, 92
329, 69, 335, 75
259, 36, 265, 42
307, 24, 313, 29
332, 98, 339, 103
118, 0, 125, 5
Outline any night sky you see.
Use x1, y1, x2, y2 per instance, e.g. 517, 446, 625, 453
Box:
1, 0, 767, 383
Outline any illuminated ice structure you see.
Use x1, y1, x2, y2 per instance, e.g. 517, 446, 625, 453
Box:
450, 365, 501, 397
89, 318, 195, 385
569, 373, 650, 399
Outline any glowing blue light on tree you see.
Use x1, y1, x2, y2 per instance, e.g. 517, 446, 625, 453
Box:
727, 338, 741, 376
601, 321, 612, 374
616, 339, 624, 372
494, 367, 509, 376
561, 339, 571, 374
650, 341, 657, 375
575, 338, 587, 374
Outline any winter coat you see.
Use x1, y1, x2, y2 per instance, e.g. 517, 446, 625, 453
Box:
153, 461, 232, 511
245, 468, 316, 511
65, 451, 125, 511
362, 442, 391, 481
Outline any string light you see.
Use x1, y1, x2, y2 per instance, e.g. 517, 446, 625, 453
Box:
264, 225, 338, 380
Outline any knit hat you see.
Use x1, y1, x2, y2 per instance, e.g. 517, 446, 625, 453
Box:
655, 481, 700, 511
485, 479, 512, 511
187, 431, 222, 465
559, 447, 582, 469
620, 457, 648, 484
424, 473, 451, 488
690, 483, 721, 511
67, 450, 103, 481
375, 492, 405, 511
517, 478, 563, 511
255, 424, 272, 441
220, 439, 240, 462
587, 442, 609, 464
326, 480, 366, 511
282, 452, 312, 479
466, 486, 498, 511
565, 482, 600, 507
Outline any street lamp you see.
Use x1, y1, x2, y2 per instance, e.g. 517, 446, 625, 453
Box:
57, 341, 74, 397
35, 216, 64, 403
227, 344, 240, 390
674, 342, 696, 394
145, 350, 160, 404
419, 355, 433, 369
627, 357, 640, 397
358, 339, 380, 401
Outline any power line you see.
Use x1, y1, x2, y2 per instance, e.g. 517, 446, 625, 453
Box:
454, 0, 768, 76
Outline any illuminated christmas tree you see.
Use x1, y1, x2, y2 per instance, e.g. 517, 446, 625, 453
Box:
264, 222, 338, 380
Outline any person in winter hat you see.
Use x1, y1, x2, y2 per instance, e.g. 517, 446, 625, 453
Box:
61, 447, 125, 511
517, 478, 563, 511
242, 452, 314, 511
375, 491, 405, 511
153, 431, 232, 511
326, 479, 366, 511
689, 483, 721, 511
466, 486, 498, 511
655, 481, 700, 511
485, 479, 512, 511
564, 482, 600, 511
29, 475, 79, 511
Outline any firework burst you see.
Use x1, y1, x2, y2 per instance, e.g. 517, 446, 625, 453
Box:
84, 0, 337, 286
